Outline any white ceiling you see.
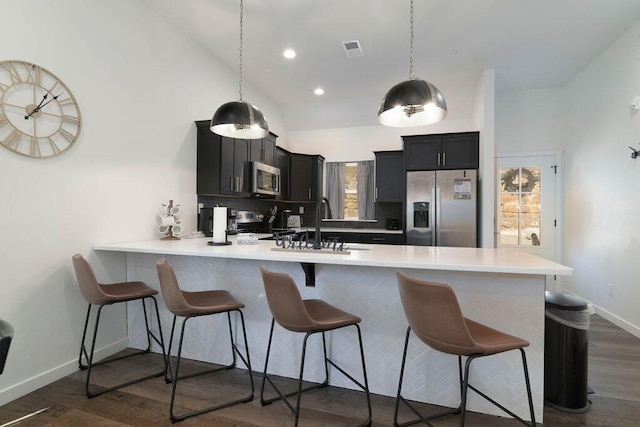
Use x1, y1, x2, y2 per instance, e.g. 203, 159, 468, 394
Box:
142, 0, 640, 131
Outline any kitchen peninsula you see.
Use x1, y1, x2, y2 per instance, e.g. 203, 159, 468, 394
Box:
94, 236, 572, 422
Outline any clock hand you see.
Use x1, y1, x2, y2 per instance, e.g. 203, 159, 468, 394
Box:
24, 94, 48, 120
37, 93, 61, 110
24, 93, 61, 119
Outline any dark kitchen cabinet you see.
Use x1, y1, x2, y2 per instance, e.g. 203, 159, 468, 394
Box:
308, 230, 404, 245
250, 132, 277, 165
359, 233, 404, 245
290, 153, 324, 201
374, 150, 404, 202
196, 120, 249, 196
276, 147, 290, 200
403, 132, 479, 171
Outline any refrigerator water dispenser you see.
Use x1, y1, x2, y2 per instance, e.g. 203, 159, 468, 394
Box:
413, 202, 429, 228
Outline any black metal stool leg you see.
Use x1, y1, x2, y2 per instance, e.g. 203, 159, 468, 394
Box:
82, 297, 167, 398
78, 304, 93, 369
520, 348, 536, 427
168, 310, 254, 423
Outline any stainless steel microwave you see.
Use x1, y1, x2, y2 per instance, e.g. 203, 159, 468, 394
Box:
251, 161, 281, 196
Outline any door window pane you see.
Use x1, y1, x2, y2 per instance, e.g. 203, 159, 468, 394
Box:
499, 167, 542, 246
499, 220, 519, 246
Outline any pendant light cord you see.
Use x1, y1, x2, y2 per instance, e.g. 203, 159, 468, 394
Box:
409, 0, 415, 80
238, 0, 244, 102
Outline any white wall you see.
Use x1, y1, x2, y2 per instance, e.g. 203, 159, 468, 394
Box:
562, 20, 640, 336
0, 0, 286, 405
473, 70, 496, 248
494, 20, 640, 336
287, 117, 476, 161
495, 87, 566, 154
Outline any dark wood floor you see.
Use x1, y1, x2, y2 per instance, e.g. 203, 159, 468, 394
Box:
1, 314, 639, 426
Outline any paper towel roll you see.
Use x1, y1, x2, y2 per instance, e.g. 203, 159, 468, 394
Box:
161, 215, 176, 227
213, 207, 227, 243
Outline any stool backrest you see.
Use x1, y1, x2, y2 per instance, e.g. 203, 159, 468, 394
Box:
156, 258, 192, 317
396, 271, 477, 355
0, 319, 13, 374
72, 254, 112, 305
260, 266, 315, 332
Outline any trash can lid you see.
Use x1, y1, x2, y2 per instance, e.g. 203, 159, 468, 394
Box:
545, 291, 588, 311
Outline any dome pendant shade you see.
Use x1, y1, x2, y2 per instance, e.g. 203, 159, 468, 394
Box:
211, 100, 269, 139
378, 79, 447, 127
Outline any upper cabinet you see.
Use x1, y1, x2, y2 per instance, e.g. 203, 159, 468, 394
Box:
403, 132, 479, 171
276, 147, 290, 200
374, 150, 404, 203
196, 120, 250, 196
249, 132, 277, 165
290, 153, 324, 201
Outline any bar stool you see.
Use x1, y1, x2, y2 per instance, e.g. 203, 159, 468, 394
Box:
156, 258, 254, 423
72, 254, 167, 398
394, 271, 536, 427
259, 266, 372, 427
0, 319, 13, 375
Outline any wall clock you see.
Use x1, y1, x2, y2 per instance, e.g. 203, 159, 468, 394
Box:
0, 60, 81, 158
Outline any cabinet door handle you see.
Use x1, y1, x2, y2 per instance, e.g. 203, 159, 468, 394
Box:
372, 237, 385, 241
375, 187, 378, 200
442, 152, 446, 166
308, 188, 312, 200
437, 152, 441, 166
229, 176, 234, 192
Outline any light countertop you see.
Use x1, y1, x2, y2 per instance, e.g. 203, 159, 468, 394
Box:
95, 235, 572, 276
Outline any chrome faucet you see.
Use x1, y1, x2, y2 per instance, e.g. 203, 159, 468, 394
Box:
313, 197, 332, 249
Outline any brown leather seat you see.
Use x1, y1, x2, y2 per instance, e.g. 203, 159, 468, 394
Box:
72, 253, 167, 398
259, 266, 372, 427
156, 258, 254, 423
394, 271, 536, 427
0, 319, 13, 375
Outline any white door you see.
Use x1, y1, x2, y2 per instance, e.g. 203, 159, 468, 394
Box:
496, 153, 561, 288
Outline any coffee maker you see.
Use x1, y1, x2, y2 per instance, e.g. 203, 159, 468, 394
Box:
276, 209, 292, 230
227, 209, 238, 235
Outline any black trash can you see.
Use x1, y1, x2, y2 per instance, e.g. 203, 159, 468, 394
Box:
544, 292, 591, 413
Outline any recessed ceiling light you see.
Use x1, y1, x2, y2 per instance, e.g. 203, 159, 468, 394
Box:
283, 49, 296, 59
314, 88, 325, 96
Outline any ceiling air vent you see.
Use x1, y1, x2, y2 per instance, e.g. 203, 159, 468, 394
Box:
342, 40, 363, 57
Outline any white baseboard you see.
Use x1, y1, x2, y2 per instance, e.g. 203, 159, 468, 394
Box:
591, 305, 640, 339
0, 338, 128, 406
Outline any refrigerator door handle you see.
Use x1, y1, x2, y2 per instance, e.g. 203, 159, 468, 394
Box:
434, 187, 440, 246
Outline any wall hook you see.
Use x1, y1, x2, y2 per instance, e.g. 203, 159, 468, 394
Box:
629, 145, 640, 159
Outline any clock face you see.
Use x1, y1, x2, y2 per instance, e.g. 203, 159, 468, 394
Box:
0, 60, 81, 158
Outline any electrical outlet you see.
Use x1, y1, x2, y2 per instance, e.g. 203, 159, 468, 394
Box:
608, 283, 614, 296
299, 206, 304, 214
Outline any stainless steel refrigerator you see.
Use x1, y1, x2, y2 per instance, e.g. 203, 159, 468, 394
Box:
406, 169, 478, 247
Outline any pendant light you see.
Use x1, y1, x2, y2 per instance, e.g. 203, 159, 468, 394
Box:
378, 0, 447, 127
211, 0, 268, 139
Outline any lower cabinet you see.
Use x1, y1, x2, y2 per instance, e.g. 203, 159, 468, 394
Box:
310, 231, 404, 245
359, 233, 405, 245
